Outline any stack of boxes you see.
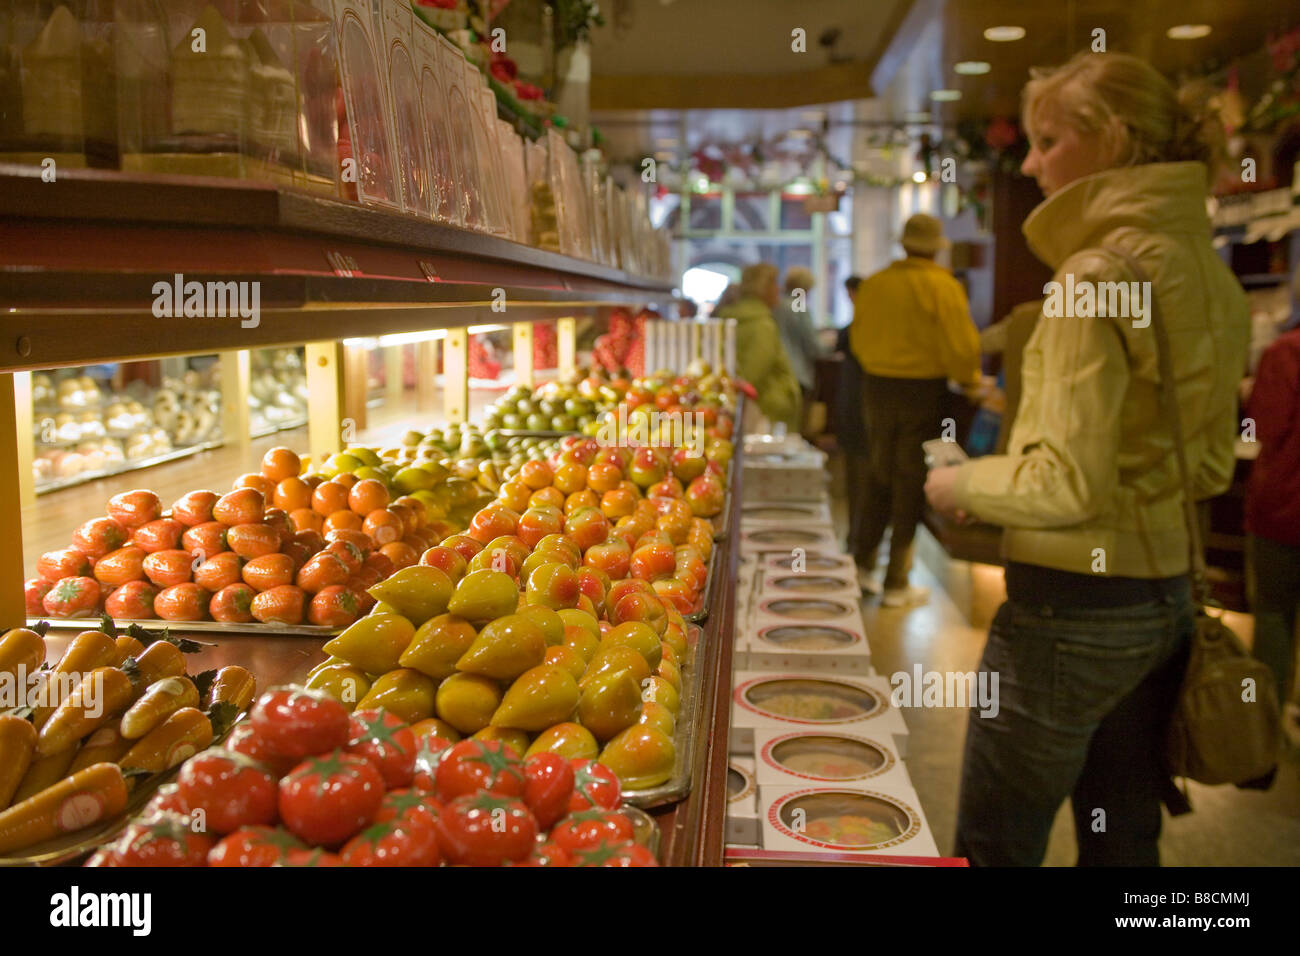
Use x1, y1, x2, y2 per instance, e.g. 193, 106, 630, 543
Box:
726, 438, 940, 860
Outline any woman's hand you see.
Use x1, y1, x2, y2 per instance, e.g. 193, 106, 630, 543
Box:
925, 465, 972, 524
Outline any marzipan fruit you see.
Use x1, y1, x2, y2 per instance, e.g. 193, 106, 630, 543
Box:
399, 614, 477, 680
455, 615, 546, 681
490, 665, 580, 731
323, 613, 415, 674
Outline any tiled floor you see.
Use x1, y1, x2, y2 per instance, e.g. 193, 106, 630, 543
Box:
831, 458, 1300, 866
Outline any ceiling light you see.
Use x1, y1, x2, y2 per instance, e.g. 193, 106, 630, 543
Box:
929, 89, 961, 102
912, 171, 927, 184
954, 61, 990, 75
1166, 24, 1212, 39
983, 25, 1025, 41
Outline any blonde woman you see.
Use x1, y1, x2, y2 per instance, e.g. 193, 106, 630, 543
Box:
714, 263, 802, 430
925, 52, 1249, 866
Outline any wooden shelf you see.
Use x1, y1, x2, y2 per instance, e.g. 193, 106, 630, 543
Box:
0, 165, 674, 372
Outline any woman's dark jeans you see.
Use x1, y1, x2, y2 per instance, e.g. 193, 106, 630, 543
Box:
954, 576, 1193, 866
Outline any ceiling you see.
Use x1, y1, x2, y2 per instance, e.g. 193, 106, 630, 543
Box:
590, 0, 1300, 164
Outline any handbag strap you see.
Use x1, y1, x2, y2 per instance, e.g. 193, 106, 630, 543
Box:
1103, 247, 1209, 604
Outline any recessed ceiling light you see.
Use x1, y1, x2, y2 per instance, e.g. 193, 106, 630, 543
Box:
904, 111, 932, 123
984, 25, 1025, 41
1167, 24, 1212, 39
912, 171, 928, 184
954, 61, 991, 75
930, 89, 962, 102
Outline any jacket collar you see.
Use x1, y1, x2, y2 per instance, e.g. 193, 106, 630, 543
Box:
1022, 162, 1211, 270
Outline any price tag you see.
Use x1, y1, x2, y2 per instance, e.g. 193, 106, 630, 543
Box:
325, 250, 360, 277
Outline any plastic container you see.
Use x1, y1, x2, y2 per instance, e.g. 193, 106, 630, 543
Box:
330, 0, 400, 207
436, 32, 484, 230
412, 14, 461, 225
376, 0, 433, 216
0, 2, 115, 168
111, 1, 336, 190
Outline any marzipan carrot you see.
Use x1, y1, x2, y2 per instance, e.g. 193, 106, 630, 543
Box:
119, 676, 199, 739
119, 708, 212, 777
0, 628, 45, 683
0, 716, 38, 811
130, 640, 187, 688
67, 726, 132, 775
0, 762, 128, 855
31, 631, 118, 729
10, 748, 76, 805
208, 666, 256, 711
37, 667, 133, 756
111, 634, 146, 667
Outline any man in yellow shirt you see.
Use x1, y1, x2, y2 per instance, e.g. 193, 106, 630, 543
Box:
849, 214, 981, 605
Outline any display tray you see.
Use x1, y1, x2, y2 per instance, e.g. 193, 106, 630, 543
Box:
683, 545, 721, 624
28, 617, 340, 639
0, 715, 248, 868
34, 439, 223, 496
250, 417, 308, 440
621, 622, 703, 809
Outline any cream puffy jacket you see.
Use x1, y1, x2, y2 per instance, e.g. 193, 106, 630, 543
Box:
952, 162, 1249, 577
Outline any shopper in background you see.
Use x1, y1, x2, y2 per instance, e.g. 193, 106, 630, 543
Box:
835, 275, 869, 554
925, 51, 1250, 866
773, 266, 825, 402
714, 263, 802, 431
1244, 266, 1300, 744
850, 213, 982, 606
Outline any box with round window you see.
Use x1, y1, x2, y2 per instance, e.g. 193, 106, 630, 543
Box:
753, 595, 864, 636
726, 757, 760, 847
758, 783, 939, 857
739, 526, 841, 556
729, 672, 908, 756
740, 500, 833, 527
753, 730, 911, 790
742, 621, 872, 674
757, 570, 861, 602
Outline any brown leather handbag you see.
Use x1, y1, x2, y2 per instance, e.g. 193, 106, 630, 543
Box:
1109, 247, 1281, 787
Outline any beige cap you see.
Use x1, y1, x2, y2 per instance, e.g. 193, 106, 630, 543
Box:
900, 213, 950, 255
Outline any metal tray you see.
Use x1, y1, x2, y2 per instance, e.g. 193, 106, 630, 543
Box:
29, 617, 340, 639
0, 715, 248, 868
684, 547, 720, 624
621, 623, 703, 810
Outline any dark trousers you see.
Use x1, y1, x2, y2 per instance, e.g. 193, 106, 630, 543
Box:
855, 375, 947, 589
954, 577, 1193, 866
1248, 533, 1300, 705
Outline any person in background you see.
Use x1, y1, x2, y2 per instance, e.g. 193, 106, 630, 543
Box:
1244, 265, 1300, 744
835, 276, 869, 554
850, 213, 982, 606
773, 266, 825, 401
714, 263, 802, 431
924, 51, 1249, 866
